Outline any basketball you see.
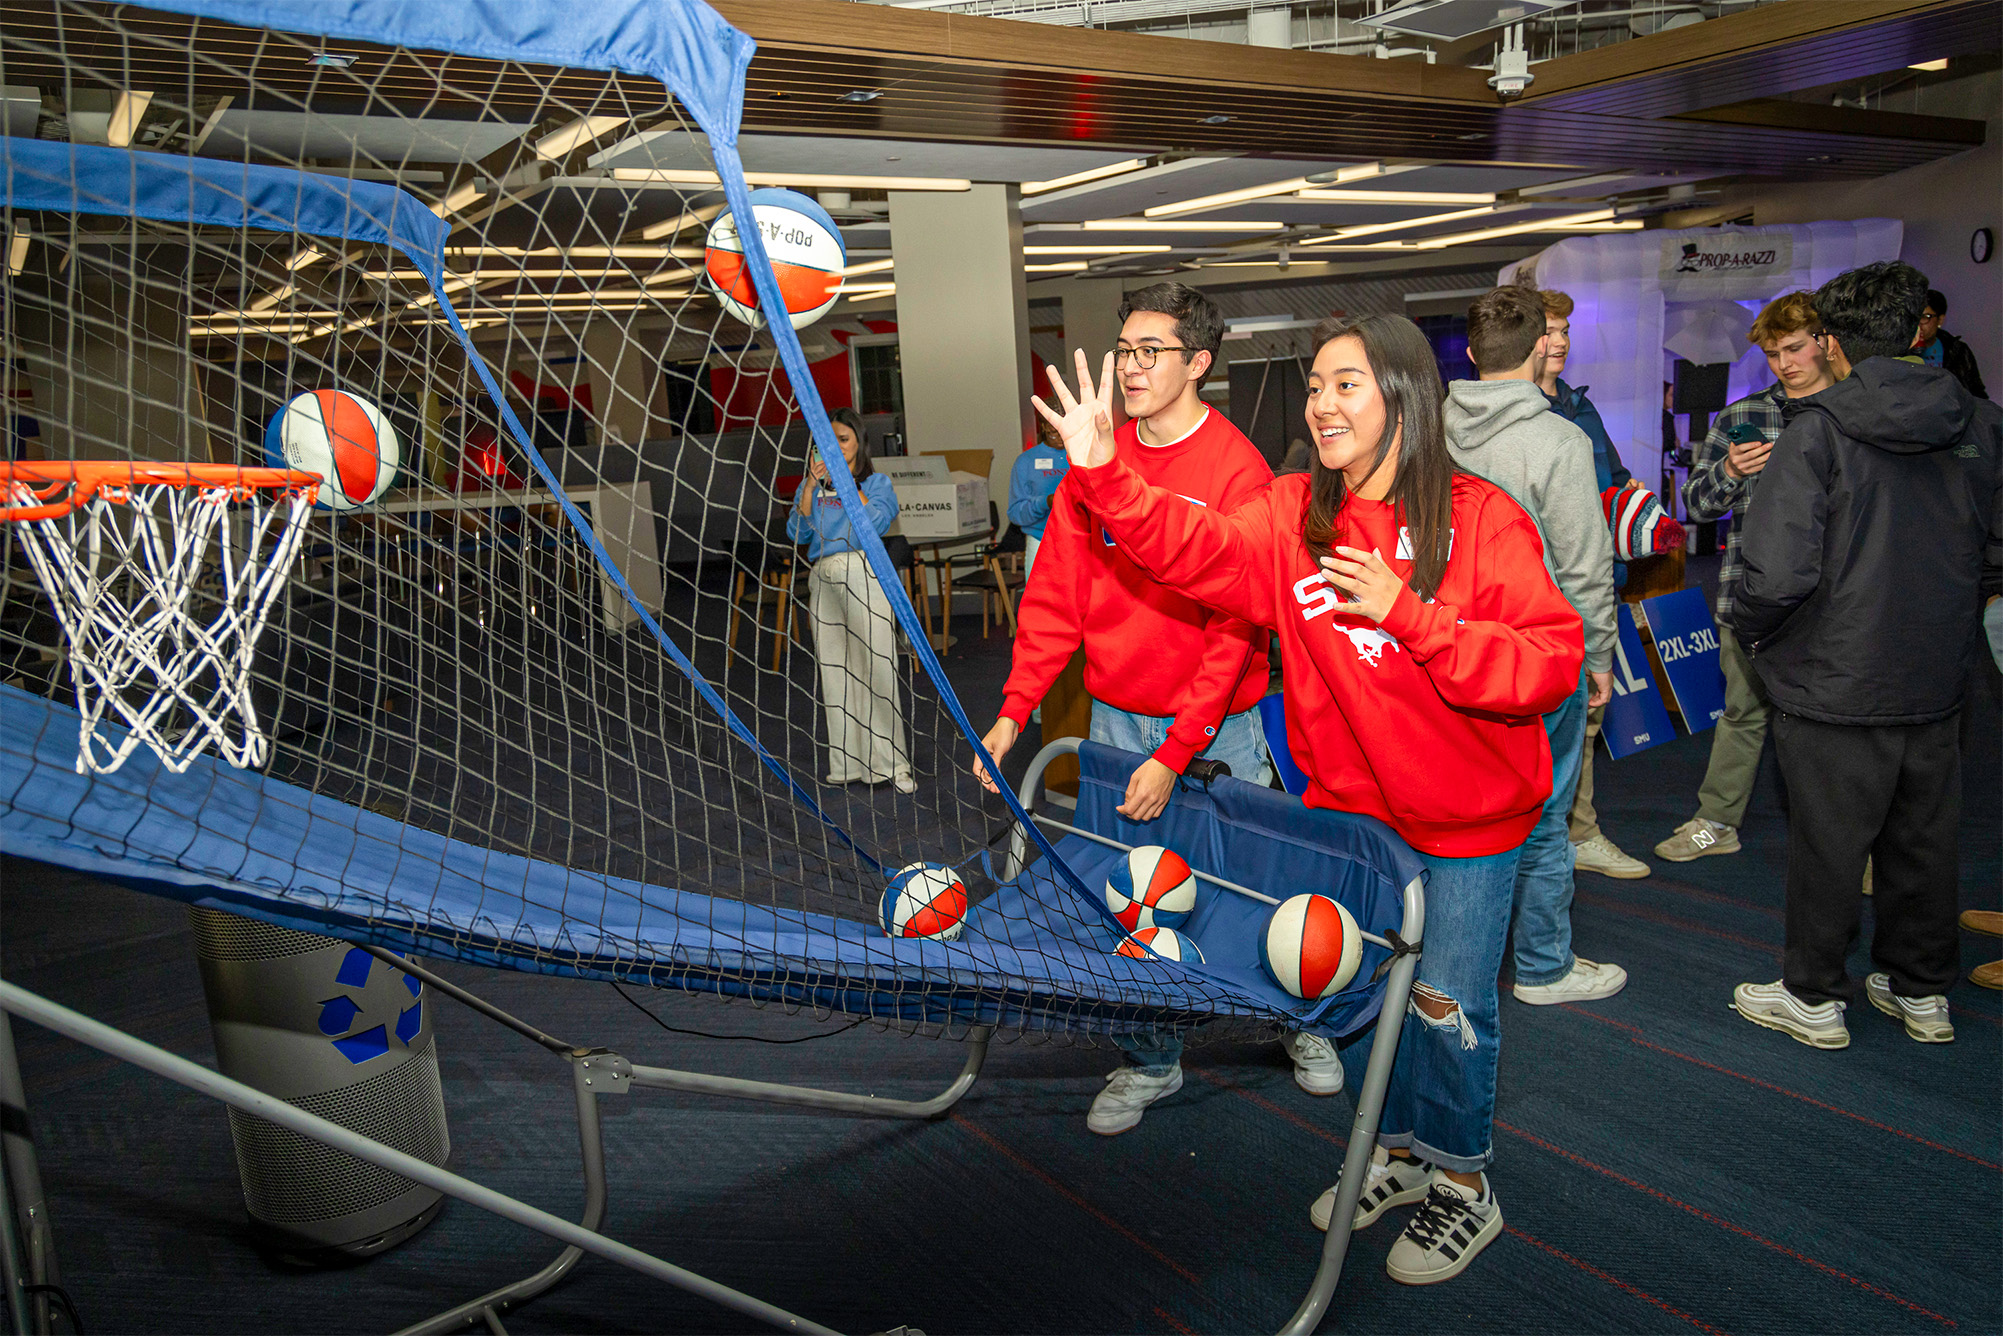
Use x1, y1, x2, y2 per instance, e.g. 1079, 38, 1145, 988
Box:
1259, 894, 1362, 1000
1115, 925, 1205, 965
879, 862, 968, 941
263, 389, 399, 512
1104, 845, 1198, 932
704, 188, 846, 330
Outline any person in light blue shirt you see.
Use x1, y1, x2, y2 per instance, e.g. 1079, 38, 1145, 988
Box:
1007, 416, 1070, 577
786, 407, 912, 792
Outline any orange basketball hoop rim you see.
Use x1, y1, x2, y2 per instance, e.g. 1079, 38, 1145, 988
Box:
0, 461, 321, 522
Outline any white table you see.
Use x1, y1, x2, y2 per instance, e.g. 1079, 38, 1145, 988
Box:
329, 482, 664, 633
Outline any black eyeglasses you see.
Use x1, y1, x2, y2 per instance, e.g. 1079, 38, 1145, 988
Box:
1112, 346, 1195, 370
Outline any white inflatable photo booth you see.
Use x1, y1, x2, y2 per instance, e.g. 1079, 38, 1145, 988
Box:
1500, 219, 1903, 481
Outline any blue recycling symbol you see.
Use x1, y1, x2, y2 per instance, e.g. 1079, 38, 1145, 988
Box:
316, 948, 424, 1065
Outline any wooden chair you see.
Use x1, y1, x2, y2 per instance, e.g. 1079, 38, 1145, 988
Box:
726, 551, 802, 670
957, 503, 1026, 637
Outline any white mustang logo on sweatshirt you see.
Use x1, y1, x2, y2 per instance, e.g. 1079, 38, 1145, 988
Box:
1339, 624, 1402, 667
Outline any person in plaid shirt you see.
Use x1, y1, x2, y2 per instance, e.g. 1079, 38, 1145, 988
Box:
1653, 291, 1835, 863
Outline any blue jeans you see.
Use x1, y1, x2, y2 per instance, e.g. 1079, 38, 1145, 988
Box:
1088, 699, 1273, 791
1095, 699, 1271, 1073
1511, 672, 1589, 986
1340, 845, 1521, 1173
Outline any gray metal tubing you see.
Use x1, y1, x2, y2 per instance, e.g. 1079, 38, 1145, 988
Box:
0, 979, 841, 1336
360, 946, 575, 1056
0, 1138, 31, 1336
1027, 813, 1283, 906
0, 1016, 55, 1336
628, 1026, 989, 1118
1002, 738, 1083, 880
393, 1058, 610, 1336
1278, 874, 1427, 1336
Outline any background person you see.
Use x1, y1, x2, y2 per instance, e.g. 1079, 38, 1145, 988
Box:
974, 282, 1289, 1132
788, 406, 914, 794
1533, 288, 1652, 881
1730, 261, 2003, 1050
1655, 292, 1835, 864
1448, 286, 1625, 1007
1914, 288, 1988, 400
1035, 315, 1581, 1287
1006, 413, 1069, 579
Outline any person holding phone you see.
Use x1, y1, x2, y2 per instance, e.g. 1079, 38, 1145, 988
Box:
1653, 292, 1835, 863
788, 407, 914, 793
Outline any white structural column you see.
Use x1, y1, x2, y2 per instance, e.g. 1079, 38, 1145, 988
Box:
888, 184, 1033, 515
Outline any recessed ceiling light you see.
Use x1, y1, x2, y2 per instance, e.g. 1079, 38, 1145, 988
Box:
1202, 114, 1233, 125
838, 90, 883, 104
309, 53, 355, 68
1908, 58, 1949, 71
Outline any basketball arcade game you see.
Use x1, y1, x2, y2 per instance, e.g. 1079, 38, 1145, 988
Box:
0, 1, 1426, 1331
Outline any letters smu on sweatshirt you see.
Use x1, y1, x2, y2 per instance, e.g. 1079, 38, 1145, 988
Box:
1073, 459, 1583, 856
999, 409, 1273, 773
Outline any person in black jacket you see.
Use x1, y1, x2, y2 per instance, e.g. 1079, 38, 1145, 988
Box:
1729, 260, 2003, 1051
1914, 288, 1988, 401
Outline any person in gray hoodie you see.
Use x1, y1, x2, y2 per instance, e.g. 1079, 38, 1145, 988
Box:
1446, 285, 1625, 1006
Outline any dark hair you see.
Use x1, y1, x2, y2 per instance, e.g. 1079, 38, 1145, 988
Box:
828, 406, 873, 481
1812, 261, 1929, 365
1117, 281, 1224, 366
1301, 314, 1459, 599
1466, 286, 1548, 373
1925, 288, 1947, 318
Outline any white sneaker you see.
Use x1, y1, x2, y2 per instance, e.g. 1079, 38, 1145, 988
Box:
1086, 1064, 1183, 1136
1571, 834, 1651, 879
1731, 980, 1849, 1049
1385, 1176, 1504, 1286
1282, 1032, 1344, 1096
1866, 973, 1953, 1043
1512, 957, 1628, 1005
891, 768, 917, 795
1654, 817, 1740, 862
1311, 1146, 1433, 1232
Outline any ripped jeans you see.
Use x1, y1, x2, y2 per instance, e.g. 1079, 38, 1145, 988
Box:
1338, 845, 1520, 1174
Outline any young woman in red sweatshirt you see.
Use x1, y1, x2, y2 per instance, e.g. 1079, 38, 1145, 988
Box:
1034, 314, 1582, 1288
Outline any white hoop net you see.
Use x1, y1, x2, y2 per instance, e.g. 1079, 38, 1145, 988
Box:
5, 476, 319, 775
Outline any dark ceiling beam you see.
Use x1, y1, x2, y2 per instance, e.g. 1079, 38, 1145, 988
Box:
708, 0, 1496, 103
1520, 0, 2000, 118
1676, 98, 1985, 146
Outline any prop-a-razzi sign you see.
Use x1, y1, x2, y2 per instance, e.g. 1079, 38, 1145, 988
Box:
1659, 231, 1795, 300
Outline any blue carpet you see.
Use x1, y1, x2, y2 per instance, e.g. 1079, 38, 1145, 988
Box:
2, 601, 1998, 1334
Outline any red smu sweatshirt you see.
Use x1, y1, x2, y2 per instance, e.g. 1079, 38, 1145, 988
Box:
999, 409, 1272, 772
1073, 460, 1583, 856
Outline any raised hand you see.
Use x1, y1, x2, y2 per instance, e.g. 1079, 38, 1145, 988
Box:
1030, 349, 1118, 470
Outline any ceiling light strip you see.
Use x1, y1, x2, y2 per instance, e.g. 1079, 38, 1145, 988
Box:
1415, 209, 1627, 249
1145, 162, 1382, 219
610, 168, 970, 191
1022, 158, 1149, 196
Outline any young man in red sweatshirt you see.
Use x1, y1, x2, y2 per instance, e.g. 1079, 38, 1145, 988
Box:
972, 282, 1307, 1132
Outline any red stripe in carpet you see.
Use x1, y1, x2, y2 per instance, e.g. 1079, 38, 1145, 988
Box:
956, 1120, 1204, 1286
1562, 1007, 2001, 1170
1611, 873, 1787, 921
1496, 1119, 1957, 1327
1152, 1305, 1197, 1335
1507, 1226, 1733, 1336
1574, 891, 1781, 957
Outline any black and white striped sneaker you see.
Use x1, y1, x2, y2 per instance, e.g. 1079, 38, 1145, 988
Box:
1385, 1176, 1503, 1286
1310, 1146, 1434, 1232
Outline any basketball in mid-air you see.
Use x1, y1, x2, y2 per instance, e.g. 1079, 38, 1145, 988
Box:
264, 389, 398, 511
704, 188, 846, 330
1259, 894, 1362, 1000
879, 862, 968, 942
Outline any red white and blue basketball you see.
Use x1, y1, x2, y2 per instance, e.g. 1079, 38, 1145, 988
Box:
1259, 894, 1362, 1000
704, 188, 846, 330
1104, 845, 1198, 932
263, 389, 398, 511
879, 862, 967, 941
1115, 925, 1204, 965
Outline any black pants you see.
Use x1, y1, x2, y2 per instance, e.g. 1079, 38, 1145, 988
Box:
1772, 711, 1962, 1004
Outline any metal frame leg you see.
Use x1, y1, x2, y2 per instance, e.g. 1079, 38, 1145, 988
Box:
0, 1015, 53, 1336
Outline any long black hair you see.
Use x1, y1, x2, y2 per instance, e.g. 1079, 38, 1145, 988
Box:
828, 406, 874, 481
1300, 314, 1459, 599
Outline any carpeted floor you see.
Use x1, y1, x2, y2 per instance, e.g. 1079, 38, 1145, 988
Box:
3, 579, 1998, 1335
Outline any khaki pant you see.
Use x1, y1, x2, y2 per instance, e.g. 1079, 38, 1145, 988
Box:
1568, 707, 1604, 843
806, 550, 910, 783
1694, 625, 1772, 829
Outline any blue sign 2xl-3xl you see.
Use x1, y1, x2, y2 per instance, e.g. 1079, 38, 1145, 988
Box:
1639, 588, 1727, 734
